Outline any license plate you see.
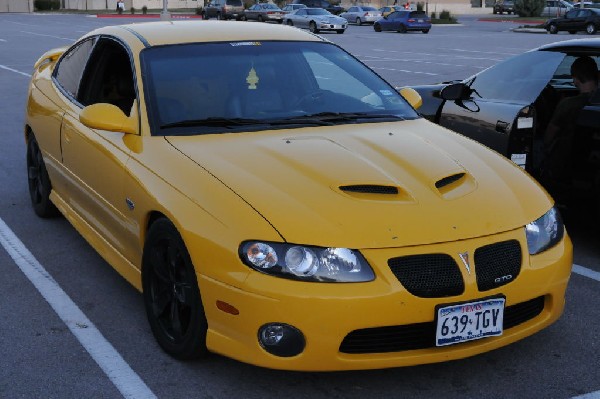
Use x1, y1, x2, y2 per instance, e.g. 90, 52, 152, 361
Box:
435, 297, 505, 346
418, 19, 424, 22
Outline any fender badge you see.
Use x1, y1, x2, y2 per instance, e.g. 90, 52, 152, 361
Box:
459, 252, 471, 275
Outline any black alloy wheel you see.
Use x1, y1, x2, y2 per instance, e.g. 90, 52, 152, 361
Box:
548, 23, 558, 34
586, 23, 597, 35
26, 134, 59, 218
142, 218, 208, 360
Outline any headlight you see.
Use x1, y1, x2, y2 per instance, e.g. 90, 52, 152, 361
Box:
525, 206, 564, 255
240, 241, 375, 282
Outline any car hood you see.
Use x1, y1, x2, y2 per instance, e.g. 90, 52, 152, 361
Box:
166, 119, 552, 249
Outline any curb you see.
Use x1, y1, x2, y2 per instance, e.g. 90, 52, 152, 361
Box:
511, 27, 547, 33
95, 13, 202, 18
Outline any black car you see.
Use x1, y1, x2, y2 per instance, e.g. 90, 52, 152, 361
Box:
546, 8, 600, 34
292, 0, 344, 15
406, 39, 600, 217
492, 0, 515, 14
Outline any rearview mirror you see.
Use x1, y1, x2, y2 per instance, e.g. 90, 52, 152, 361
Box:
440, 83, 472, 101
80, 103, 138, 135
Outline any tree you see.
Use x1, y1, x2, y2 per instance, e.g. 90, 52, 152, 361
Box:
514, 0, 544, 17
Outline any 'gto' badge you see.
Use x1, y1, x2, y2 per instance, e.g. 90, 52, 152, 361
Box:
459, 252, 471, 275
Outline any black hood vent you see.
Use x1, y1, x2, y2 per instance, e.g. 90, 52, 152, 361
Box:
435, 173, 465, 190
340, 185, 399, 195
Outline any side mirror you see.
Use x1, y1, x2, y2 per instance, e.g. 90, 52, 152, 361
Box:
399, 87, 423, 110
439, 83, 472, 101
80, 102, 137, 135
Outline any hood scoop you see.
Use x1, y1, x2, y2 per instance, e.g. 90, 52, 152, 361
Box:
340, 184, 399, 195
338, 184, 415, 203
434, 172, 476, 200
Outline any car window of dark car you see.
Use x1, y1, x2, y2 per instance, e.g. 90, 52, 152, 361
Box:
565, 9, 578, 18
53, 38, 96, 100
467, 50, 565, 103
77, 37, 136, 116
226, 0, 242, 5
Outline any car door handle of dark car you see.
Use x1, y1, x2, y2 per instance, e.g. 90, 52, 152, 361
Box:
496, 120, 510, 133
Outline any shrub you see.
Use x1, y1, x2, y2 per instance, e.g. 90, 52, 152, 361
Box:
514, 0, 544, 16
130, 6, 135, 14
431, 11, 436, 18
416, 1, 424, 10
439, 9, 452, 19
142, 5, 148, 14
196, 7, 203, 15
34, 0, 60, 10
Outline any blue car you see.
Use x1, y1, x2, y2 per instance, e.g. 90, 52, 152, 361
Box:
373, 10, 431, 33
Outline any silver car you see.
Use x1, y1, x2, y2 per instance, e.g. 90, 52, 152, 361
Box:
284, 7, 347, 33
340, 6, 382, 25
282, 3, 307, 13
242, 3, 285, 22
541, 0, 572, 16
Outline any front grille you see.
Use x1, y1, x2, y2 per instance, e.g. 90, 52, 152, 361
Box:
339, 296, 546, 354
388, 254, 464, 298
474, 240, 522, 291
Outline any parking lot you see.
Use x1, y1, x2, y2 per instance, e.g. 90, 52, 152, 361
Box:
0, 12, 599, 399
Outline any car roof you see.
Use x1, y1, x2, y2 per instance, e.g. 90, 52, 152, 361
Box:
537, 38, 600, 52
85, 21, 322, 47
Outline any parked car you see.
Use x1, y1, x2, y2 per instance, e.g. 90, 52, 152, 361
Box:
379, 5, 404, 17
545, 8, 600, 34
282, 3, 307, 13
405, 38, 600, 217
542, 0, 573, 17
202, 0, 244, 20
283, 7, 347, 33
242, 2, 285, 22
373, 10, 431, 33
26, 20, 572, 371
340, 6, 382, 25
291, 0, 345, 15
492, 0, 515, 14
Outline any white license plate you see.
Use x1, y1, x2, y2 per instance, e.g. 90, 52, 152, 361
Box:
418, 19, 424, 22
435, 297, 505, 346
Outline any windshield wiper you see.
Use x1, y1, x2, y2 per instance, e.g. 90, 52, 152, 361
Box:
296, 112, 405, 122
161, 117, 265, 129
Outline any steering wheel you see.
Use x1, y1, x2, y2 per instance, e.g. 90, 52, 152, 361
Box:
292, 89, 330, 112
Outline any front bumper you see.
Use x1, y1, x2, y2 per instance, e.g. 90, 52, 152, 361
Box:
318, 22, 347, 30
198, 228, 572, 371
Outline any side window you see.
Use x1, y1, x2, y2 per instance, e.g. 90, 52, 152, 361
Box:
297, 8, 306, 15
78, 38, 136, 116
565, 9, 578, 18
54, 38, 95, 100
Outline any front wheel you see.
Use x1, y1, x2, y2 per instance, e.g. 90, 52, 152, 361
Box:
26, 133, 59, 218
586, 23, 597, 35
356, 17, 362, 26
240, 14, 247, 21
422, 29, 429, 33
336, 29, 345, 34
309, 21, 319, 33
258, 15, 264, 22
548, 23, 558, 34
374, 23, 382, 32
142, 218, 208, 360
286, 19, 293, 26
397, 24, 407, 33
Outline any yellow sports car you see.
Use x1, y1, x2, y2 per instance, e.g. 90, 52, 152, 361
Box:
25, 21, 572, 371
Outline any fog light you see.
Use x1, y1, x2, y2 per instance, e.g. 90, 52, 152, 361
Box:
258, 323, 305, 357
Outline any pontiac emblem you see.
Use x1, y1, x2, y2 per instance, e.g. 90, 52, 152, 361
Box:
459, 252, 471, 275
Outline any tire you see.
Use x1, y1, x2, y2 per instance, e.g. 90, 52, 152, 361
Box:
569, 30, 577, 34
397, 24, 407, 33
287, 19, 293, 26
586, 23, 596, 35
26, 133, 59, 218
336, 29, 345, 34
240, 14, 247, 21
422, 29, 429, 33
309, 21, 319, 33
374, 23, 382, 32
258, 15, 264, 22
493, 8, 497, 14
216, 12, 222, 20
356, 17, 362, 26
548, 23, 558, 34
142, 218, 208, 360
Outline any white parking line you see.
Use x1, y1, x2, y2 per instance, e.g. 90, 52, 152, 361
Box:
572, 391, 600, 399
0, 218, 157, 399
20, 30, 75, 41
573, 264, 600, 282
0, 64, 31, 77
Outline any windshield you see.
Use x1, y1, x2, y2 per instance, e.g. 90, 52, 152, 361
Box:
141, 41, 418, 136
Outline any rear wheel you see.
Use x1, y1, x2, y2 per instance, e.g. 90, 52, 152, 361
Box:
26, 133, 59, 218
586, 23, 597, 35
216, 12, 222, 20
397, 24, 407, 33
569, 30, 577, 34
258, 14, 264, 22
356, 17, 362, 25
548, 23, 558, 34
240, 14, 247, 21
287, 19, 294, 26
374, 23, 382, 32
142, 218, 208, 360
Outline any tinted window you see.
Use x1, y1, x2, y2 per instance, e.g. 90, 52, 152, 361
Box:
140, 41, 418, 136
467, 51, 565, 103
226, 0, 242, 5
565, 9, 578, 17
409, 11, 426, 16
54, 38, 95, 100
363, 6, 377, 10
